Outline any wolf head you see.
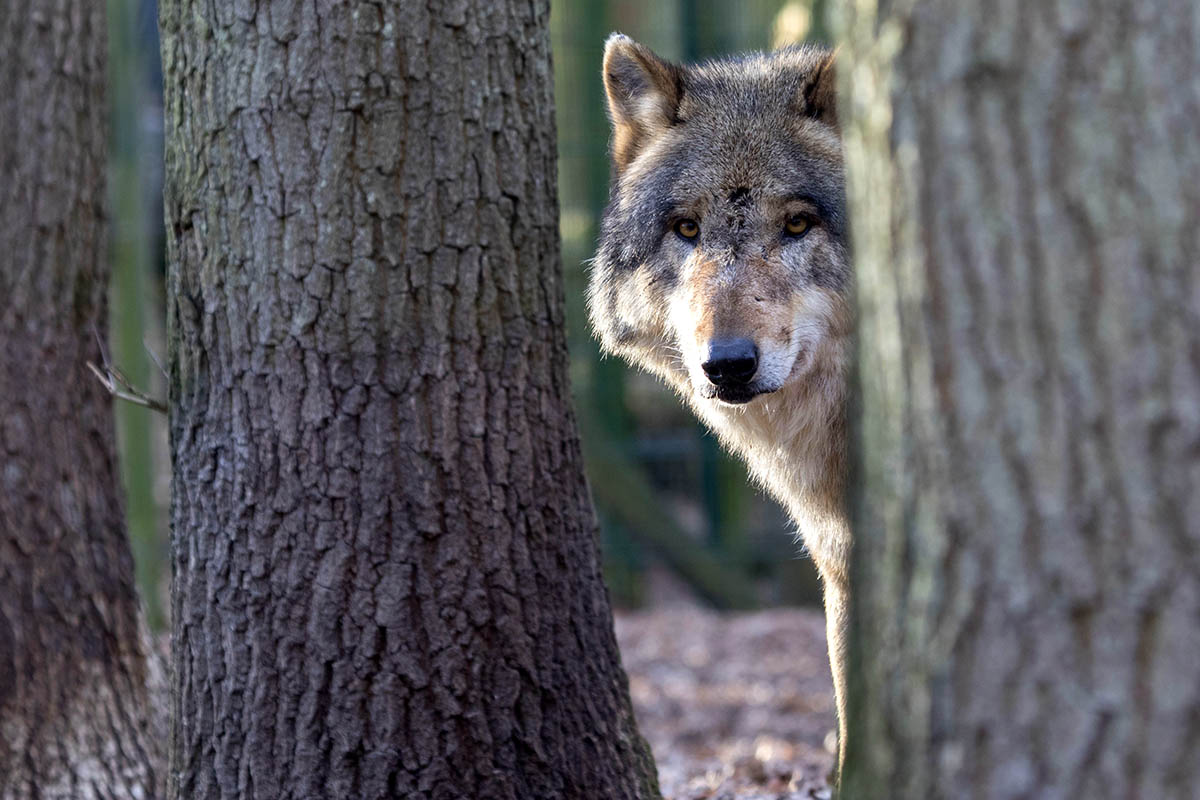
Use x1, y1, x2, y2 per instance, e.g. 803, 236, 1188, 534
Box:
588, 35, 849, 409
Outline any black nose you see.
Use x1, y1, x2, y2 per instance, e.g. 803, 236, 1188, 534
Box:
701, 338, 759, 386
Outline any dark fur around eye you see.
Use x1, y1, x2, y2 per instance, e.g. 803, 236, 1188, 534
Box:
596, 146, 709, 270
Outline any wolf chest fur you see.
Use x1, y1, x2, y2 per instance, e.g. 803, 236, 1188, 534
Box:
587, 34, 853, 772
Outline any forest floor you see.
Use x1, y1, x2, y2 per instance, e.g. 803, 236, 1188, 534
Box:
615, 605, 835, 800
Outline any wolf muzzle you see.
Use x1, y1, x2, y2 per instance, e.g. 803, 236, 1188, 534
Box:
700, 337, 766, 404
701, 337, 759, 387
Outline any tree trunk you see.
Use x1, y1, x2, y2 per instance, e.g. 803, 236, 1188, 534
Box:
160, 2, 659, 798
0, 1, 160, 797
838, 1, 1200, 798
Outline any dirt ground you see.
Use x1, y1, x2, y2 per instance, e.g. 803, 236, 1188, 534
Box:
615, 606, 835, 800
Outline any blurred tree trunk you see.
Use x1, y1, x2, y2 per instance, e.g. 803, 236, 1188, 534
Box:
839, 2, 1200, 798
0, 1, 160, 797
160, 1, 659, 798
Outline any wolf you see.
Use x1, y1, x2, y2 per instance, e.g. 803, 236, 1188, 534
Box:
587, 34, 852, 773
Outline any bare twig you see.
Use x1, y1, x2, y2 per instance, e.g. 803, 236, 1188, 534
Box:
144, 338, 168, 380
87, 361, 169, 414
92, 325, 112, 369
87, 325, 168, 414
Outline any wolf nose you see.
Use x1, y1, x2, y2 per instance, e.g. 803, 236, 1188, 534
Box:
702, 338, 759, 386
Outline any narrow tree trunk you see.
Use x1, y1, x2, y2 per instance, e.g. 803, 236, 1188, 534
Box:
160, 2, 659, 798
0, 1, 159, 797
838, 1, 1200, 798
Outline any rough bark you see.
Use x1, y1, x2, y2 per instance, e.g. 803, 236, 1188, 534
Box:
160, 1, 659, 798
838, 1, 1200, 798
0, 1, 160, 797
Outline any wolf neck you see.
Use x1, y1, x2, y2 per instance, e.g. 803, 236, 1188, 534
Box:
692, 365, 850, 584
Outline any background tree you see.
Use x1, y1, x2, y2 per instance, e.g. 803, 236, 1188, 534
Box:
0, 0, 159, 796
160, 1, 659, 798
838, 1, 1200, 797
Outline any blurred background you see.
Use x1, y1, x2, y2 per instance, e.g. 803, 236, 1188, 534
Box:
107, 0, 830, 629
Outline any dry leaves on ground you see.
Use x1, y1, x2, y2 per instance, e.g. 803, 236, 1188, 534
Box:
615, 606, 835, 800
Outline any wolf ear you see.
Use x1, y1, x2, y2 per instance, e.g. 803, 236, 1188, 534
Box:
802, 50, 837, 127
603, 33, 682, 172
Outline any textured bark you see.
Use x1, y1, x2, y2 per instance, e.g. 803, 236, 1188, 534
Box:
838, 1, 1200, 798
0, 1, 160, 798
160, 1, 659, 798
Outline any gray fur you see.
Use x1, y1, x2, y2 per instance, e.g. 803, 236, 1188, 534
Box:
588, 35, 855, 781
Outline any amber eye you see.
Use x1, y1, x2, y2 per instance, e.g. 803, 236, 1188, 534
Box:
675, 219, 700, 239
784, 215, 811, 237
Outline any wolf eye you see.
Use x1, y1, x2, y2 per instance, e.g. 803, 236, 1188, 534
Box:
674, 219, 700, 240
784, 215, 811, 237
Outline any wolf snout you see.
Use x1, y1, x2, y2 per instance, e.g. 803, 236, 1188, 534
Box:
701, 338, 759, 387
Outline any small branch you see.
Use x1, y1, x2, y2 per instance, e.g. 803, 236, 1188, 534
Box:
144, 338, 168, 380
87, 361, 169, 414
88, 325, 168, 414
92, 325, 112, 369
